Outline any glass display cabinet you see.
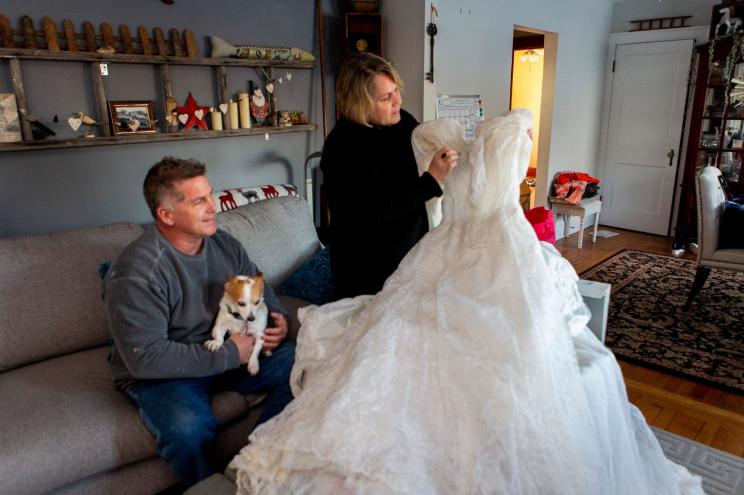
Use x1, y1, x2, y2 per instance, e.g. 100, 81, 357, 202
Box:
675, 2, 744, 247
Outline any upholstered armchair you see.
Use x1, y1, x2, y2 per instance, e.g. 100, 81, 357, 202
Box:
684, 166, 744, 309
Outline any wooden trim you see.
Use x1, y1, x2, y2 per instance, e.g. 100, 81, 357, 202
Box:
8, 58, 32, 141
0, 124, 317, 152
513, 35, 544, 50
0, 46, 315, 68
91, 61, 111, 137
160, 64, 178, 133
63, 20, 77, 52
41, 17, 59, 52
626, 379, 744, 429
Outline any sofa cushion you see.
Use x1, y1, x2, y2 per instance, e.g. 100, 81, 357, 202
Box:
216, 195, 321, 288
277, 294, 312, 341
0, 347, 261, 495
0, 222, 144, 371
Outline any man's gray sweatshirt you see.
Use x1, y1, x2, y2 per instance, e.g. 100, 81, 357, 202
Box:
103, 226, 285, 390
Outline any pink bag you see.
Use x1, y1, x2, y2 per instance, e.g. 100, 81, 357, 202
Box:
524, 207, 556, 245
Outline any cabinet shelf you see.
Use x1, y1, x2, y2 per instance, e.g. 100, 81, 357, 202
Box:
0, 124, 317, 152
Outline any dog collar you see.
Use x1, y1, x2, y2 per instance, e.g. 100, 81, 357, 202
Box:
226, 304, 244, 321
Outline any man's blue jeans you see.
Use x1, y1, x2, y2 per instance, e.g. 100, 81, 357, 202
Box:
125, 340, 295, 486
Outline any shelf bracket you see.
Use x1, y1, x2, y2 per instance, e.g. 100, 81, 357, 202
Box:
90, 61, 111, 136
9, 57, 32, 141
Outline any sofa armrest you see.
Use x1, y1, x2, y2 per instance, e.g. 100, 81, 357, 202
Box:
277, 295, 312, 341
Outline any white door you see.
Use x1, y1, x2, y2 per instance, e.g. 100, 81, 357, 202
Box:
601, 39, 693, 235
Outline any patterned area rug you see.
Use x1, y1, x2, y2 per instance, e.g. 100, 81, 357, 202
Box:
652, 427, 744, 495
582, 250, 744, 392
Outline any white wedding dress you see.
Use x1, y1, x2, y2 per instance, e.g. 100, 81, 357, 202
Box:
229, 110, 703, 495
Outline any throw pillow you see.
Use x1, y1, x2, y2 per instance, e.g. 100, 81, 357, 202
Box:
719, 198, 744, 249
279, 247, 336, 305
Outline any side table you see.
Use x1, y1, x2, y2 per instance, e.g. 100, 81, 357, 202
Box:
548, 197, 602, 249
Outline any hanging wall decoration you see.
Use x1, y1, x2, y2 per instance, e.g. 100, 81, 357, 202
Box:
175, 92, 209, 131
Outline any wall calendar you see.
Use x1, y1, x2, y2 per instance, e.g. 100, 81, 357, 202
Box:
435, 94, 483, 142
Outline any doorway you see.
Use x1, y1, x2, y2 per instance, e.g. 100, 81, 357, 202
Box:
511, 30, 544, 186
600, 39, 694, 235
510, 27, 557, 211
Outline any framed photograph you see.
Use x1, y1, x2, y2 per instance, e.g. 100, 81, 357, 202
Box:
107, 100, 157, 135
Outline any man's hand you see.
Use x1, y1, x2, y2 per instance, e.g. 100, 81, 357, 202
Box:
229, 334, 256, 364
263, 312, 288, 352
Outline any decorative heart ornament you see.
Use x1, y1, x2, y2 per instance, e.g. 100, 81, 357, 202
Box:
178, 113, 189, 125
68, 116, 82, 131
194, 109, 204, 120
219, 103, 228, 114
128, 119, 140, 131
286, 72, 292, 81
266, 83, 274, 94
278, 77, 283, 85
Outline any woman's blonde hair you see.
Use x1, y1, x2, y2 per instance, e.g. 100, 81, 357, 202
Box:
335, 52, 404, 126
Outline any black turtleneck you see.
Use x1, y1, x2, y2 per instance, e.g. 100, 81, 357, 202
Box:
320, 109, 442, 298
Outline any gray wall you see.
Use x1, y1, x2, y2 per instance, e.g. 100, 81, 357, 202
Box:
0, 0, 340, 237
610, 0, 716, 33
388, 0, 614, 204
382, 1, 425, 122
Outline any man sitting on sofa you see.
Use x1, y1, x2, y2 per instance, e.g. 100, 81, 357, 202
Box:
103, 156, 295, 488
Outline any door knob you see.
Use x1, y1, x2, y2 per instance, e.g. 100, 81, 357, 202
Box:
667, 149, 675, 166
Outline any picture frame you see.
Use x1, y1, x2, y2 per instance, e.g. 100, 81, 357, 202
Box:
107, 100, 157, 135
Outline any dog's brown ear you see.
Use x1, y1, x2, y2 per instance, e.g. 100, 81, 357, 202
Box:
224, 275, 237, 290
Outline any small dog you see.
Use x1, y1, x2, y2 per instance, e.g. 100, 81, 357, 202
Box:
205, 273, 270, 375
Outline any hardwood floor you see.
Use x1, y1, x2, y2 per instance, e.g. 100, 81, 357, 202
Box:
555, 226, 744, 457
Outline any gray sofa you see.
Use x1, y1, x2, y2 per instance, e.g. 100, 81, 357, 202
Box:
0, 195, 319, 495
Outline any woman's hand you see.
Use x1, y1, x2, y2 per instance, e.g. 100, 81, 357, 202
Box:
427, 146, 459, 184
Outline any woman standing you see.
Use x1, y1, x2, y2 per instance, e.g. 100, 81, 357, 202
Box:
321, 52, 458, 298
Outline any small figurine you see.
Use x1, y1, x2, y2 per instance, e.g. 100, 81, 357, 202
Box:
278, 110, 292, 127
96, 45, 116, 55
717, 7, 742, 37
250, 88, 270, 126
290, 111, 308, 125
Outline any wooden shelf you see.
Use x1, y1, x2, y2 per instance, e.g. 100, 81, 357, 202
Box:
0, 124, 317, 152
0, 15, 319, 157
0, 47, 315, 69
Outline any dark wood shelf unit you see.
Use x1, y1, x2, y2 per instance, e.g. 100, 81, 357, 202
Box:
674, 2, 744, 247
343, 13, 382, 56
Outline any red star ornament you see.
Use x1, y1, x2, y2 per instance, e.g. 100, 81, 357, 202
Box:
176, 92, 210, 131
